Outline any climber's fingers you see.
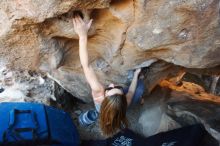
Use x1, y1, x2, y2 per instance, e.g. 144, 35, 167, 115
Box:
76, 15, 84, 26
75, 16, 81, 25
134, 68, 141, 75
72, 18, 76, 28
87, 19, 93, 29
77, 15, 85, 24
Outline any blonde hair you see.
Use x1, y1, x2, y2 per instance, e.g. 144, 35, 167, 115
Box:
99, 94, 128, 137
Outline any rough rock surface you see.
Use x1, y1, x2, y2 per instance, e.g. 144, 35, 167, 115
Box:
0, 64, 55, 104
67, 81, 219, 145
0, 63, 219, 143
160, 80, 220, 143
0, 0, 220, 101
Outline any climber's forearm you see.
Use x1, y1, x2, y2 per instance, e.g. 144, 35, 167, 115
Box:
78, 35, 104, 94
126, 72, 139, 105
79, 35, 89, 68
73, 16, 104, 95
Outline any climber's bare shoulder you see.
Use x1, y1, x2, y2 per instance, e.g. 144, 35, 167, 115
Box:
92, 86, 105, 101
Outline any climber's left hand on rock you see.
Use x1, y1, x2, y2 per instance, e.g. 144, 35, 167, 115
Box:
134, 68, 141, 76
73, 15, 93, 37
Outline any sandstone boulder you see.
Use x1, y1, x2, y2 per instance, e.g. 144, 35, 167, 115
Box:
160, 80, 220, 143
0, 0, 220, 101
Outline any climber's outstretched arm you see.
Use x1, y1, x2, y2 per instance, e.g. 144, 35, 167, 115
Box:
73, 16, 104, 97
126, 68, 141, 105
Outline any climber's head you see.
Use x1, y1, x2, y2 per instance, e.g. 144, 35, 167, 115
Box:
99, 84, 128, 137
105, 83, 124, 97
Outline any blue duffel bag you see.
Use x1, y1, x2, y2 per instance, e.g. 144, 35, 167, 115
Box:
0, 102, 80, 146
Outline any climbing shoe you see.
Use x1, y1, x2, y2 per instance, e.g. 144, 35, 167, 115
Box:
78, 109, 99, 126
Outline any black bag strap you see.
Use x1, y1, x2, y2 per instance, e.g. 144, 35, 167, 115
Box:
3, 109, 38, 143
9, 109, 38, 129
2, 129, 60, 146
2, 108, 61, 145
3, 128, 38, 142
14, 128, 38, 140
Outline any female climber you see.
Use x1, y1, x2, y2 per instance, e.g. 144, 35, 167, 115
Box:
73, 15, 145, 137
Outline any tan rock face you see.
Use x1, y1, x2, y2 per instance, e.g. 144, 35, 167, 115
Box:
160, 80, 220, 143
0, 0, 220, 101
